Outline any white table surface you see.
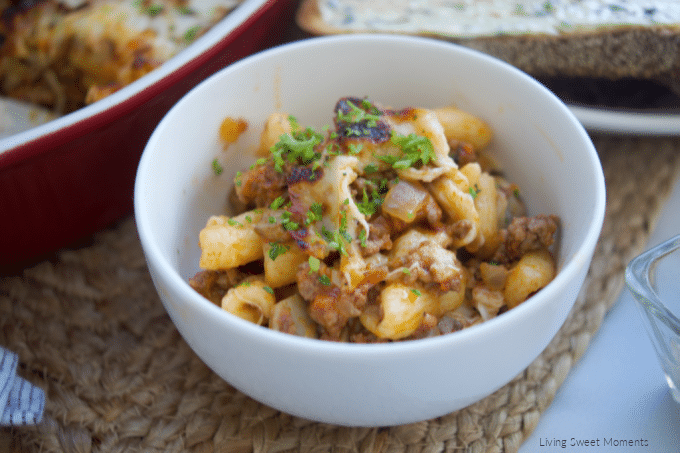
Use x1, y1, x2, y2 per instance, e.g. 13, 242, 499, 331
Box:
520, 171, 680, 452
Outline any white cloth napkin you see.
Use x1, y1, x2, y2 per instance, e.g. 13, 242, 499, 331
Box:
0, 348, 44, 426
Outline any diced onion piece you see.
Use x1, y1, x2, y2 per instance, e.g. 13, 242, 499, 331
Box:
382, 180, 429, 223
472, 286, 505, 321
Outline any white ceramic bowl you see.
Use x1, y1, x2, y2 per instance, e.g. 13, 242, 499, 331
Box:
135, 34, 606, 426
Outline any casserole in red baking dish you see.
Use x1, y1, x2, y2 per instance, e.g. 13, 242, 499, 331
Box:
0, 0, 297, 271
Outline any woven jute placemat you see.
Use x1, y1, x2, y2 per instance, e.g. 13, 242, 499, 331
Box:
1, 133, 679, 453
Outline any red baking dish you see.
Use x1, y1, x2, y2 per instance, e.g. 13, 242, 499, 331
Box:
0, 0, 297, 272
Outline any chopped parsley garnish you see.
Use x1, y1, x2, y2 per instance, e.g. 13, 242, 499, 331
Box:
340, 208, 348, 230
411, 289, 421, 297
211, 158, 223, 175
363, 163, 378, 174
356, 188, 383, 217
318, 275, 331, 286
280, 211, 300, 231
268, 242, 289, 261
361, 98, 380, 113
176, 5, 194, 15
227, 219, 241, 227
358, 229, 367, 247
380, 133, 436, 169
469, 184, 481, 199
263, 286, 274, 295
305, 202, 323, 225
325, 142, 341, 155
336, 100, 381, 127
183, 25, 200, 43
288, 115, 301, 131
146, 4, 163, 16
270, 196, 286, 210
340, 229, 353, 244
308, 256, 320, 273
322, 226, 348, 256
347, 143, 363, 155
270, 128, 324, 172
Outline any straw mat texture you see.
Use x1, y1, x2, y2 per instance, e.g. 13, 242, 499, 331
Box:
1, 134, 679, 453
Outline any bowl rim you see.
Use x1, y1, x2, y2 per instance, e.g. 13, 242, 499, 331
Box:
0, 0, 274, 165
626, 234, 680, 331
135, 33, 607, 356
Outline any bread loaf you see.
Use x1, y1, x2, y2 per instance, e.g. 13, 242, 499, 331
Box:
297, 0, 680, 88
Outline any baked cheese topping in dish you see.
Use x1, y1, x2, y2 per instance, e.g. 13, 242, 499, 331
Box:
190, 97, 561, 343
0, 0, 243, 113
316, 0, 680, 37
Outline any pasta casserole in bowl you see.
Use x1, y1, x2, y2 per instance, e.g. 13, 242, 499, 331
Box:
135, 35, 606, 426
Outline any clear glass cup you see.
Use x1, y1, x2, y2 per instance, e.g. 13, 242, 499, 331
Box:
626, 234, 680, 404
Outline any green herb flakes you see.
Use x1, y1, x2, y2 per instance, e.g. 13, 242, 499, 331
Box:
469, 184, 481, 199
357, 188, 382, 217
183, 25, 200, 43
146, 4, 163, 16
280, 211, 300, 231
305, 202, 323, 225
348, 143, 363, 155
308, 256, 320, 273
336, 100, 381, 127
268, 242, 289, 261
211, 158, 223, 175
363, 164, 378, 174
270, 196, 285, 210
271, 128, 324, 172
382, 133, 436, 169
358, 229, 367, 248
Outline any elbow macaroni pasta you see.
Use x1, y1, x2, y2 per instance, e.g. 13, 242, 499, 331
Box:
192, 97, 560, 342
221, 279, 275, 325
504, 249, 556, 309
199, 211, 264, 270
